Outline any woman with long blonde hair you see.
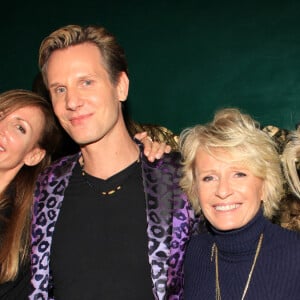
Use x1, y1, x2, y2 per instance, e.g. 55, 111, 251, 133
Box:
0, 89, 60, 298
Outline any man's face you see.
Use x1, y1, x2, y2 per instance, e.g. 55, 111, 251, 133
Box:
46, 42, 129, 146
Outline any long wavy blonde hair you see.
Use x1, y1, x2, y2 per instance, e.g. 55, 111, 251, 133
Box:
0, 90, 60, 283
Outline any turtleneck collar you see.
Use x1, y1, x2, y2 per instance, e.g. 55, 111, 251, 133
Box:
207, 209, 267, 257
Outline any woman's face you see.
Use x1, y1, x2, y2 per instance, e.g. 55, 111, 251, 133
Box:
0, 106, 46, 175
194, 148, 264, 231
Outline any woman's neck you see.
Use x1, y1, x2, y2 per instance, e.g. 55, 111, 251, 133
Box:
208, 209, 267, 255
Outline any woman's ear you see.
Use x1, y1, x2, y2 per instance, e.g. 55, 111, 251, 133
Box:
261, 182, 266, 203
24, 147, 46, 166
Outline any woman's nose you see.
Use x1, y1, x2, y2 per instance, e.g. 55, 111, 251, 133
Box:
215, 178, 233, 199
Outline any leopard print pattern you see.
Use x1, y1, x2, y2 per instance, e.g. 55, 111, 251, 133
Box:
142, 152, 196, 299
30, 155, 76, 300
30, 149, 195, 300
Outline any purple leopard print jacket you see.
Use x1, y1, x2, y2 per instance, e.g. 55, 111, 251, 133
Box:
30, 146, 197, 300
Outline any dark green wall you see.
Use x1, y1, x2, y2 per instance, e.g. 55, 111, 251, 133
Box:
1, 0, 300, 134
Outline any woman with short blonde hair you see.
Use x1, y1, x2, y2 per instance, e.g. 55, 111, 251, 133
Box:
180, 108, 284, 218
180, 108, 300, 300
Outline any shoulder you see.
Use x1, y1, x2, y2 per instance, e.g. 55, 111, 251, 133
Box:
264, 223, 300, 278
141, 151, 182, 177
35, 153, 80, 197
161, 151, 181, 165
0, 262, 30, 299
39, 153, 79, 179
265, 221, 300, 251
185, 232, 211, 259
128, 121, 179, 151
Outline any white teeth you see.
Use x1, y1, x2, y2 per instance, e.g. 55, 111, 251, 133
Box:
215, 204, 240, 211
0, 147, 4, 152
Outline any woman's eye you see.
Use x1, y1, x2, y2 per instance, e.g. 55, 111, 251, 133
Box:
203, 175, 214, 182
17, 125, 26, 134
235, 172, 246, 177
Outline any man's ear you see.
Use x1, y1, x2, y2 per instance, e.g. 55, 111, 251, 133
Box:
24, 147, 46, 166
117, 71, 129, 102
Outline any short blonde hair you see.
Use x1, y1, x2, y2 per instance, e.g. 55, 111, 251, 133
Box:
39, 24, 128, 87
179, 108, 284, 218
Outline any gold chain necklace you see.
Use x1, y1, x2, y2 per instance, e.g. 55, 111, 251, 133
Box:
211, 233, 264, 300
81, 166, 122, 196
80, 157, 140, 196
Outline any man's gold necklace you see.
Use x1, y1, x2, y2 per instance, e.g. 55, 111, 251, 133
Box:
80, 156, 140, 196
81, 168, 122, 196
211, 233, 264, 300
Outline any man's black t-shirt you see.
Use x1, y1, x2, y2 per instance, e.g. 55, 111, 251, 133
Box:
51, 160, 153, 299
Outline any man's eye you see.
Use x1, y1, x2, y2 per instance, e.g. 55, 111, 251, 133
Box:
83, 80, 92, 86
56, 87, 66, 94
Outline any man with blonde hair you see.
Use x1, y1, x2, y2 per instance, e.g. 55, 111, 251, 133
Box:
30, 24, 196, 300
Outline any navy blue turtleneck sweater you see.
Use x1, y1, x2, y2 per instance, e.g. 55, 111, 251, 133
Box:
184, 210, 300, 299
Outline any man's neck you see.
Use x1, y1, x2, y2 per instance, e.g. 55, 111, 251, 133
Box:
80, 133, 140, 180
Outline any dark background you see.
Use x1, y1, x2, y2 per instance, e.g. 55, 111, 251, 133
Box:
1, 0, 300, 134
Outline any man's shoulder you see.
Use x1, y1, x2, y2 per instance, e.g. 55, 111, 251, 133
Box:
162, 150, 182, 163
141, 150, 181, 170
40, 153, 79, 178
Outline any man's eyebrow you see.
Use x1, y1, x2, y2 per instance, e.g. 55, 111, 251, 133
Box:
48, 82, 61, 89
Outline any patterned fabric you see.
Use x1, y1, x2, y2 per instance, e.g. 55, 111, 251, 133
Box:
30, 142, 196, 300
127, 120, 179, 152
262, 125, 290, 154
